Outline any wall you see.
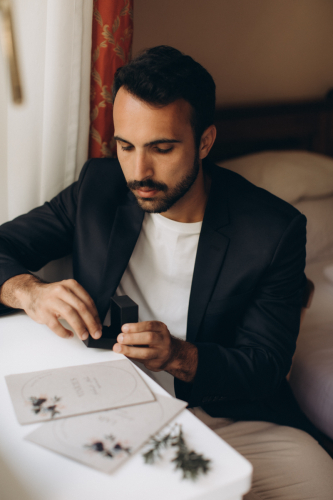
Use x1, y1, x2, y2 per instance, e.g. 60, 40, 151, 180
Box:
133, 0, 333, 106
0, 19, 8, 222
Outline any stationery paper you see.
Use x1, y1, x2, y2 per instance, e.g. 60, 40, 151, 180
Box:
5, 359, 155, 425
25, 394, 187, 474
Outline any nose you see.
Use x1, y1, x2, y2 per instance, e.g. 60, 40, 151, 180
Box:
133, 150, 154, 181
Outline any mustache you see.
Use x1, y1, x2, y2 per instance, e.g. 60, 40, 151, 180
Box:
127, 179, 168, 192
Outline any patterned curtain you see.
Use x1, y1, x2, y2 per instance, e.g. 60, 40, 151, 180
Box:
89, 0, 133, 158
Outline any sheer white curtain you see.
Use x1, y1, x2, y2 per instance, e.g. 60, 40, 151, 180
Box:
0, 0, 93, 225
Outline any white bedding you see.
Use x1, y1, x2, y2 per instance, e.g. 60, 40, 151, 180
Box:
218, 150, 333, 439
289, 257, 333, 440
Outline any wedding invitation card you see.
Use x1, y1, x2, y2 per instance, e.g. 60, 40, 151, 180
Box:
25, 394, 187, 474
6, 359, 155, 424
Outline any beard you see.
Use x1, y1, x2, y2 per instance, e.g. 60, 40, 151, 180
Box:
127, 152, 200, 213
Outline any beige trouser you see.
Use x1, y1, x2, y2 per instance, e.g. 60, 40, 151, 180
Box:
190, 407, 333, 500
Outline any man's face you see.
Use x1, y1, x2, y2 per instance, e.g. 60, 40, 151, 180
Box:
113, 87, 200, 214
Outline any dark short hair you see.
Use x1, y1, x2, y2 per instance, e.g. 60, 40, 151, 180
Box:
112, 45, 216, 146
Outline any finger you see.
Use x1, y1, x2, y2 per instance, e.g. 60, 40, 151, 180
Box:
117, 332, 156, 346
54, 283, 102, 339
64, 280, 101, 322
121, 321, 165, 334
51, 298, 92, 341
62, 281, 102, 331
46, 316, 74, 339
113, 343, 157, 360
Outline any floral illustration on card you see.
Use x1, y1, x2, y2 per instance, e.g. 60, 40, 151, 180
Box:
28, 395, 62, 418
84, 434, 131, 459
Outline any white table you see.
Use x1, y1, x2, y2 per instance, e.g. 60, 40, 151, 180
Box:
0, 313, 252, 500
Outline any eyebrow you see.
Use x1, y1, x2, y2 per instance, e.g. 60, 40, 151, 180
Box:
114, 136, 182, 147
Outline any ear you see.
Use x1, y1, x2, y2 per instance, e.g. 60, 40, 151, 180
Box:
198, 125, 217, 160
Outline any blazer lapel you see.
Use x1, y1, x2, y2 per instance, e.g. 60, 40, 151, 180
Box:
97, 194, 144, 319
186, 165, 231, 343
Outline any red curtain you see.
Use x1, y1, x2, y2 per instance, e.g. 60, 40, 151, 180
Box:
89, 0, 133, 158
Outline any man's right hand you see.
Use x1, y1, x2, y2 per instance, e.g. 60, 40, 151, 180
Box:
0, 274, 102, 341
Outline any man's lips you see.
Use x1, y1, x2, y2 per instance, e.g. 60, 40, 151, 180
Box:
135, 188, 159, 198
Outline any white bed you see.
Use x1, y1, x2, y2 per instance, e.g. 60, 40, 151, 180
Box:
219, 150, 333, 443
290, 256, 333, 441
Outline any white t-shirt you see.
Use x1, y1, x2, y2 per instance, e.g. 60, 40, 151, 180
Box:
116, 213, 202, 395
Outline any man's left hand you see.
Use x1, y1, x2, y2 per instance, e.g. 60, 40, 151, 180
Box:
112, 321, 198, 382
113, 321, 174, 371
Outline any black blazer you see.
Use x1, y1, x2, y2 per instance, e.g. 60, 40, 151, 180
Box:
0, 158, 317, 436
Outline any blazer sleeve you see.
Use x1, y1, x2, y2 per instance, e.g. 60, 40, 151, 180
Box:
175, 213, 307, 407
0, 159, 92, 288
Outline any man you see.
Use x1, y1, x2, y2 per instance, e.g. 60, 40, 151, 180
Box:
0, 46, 332, 499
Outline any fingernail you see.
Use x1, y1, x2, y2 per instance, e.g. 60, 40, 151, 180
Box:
81, 331, 89, 341
122, 325, 129, 332
118, 334, 124, 343
93, 329, 102, 339
113, 344, 122, 353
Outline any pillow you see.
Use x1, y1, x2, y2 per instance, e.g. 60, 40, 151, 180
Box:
294, 197, 333, 264
218, 151, 333, 204
323, 263, 333, 284
289, 325, 333, 440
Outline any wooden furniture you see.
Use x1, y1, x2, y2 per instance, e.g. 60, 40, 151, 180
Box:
209, 90, 333, 162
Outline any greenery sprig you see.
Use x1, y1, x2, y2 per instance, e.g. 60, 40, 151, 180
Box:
142, 423, 211, 480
